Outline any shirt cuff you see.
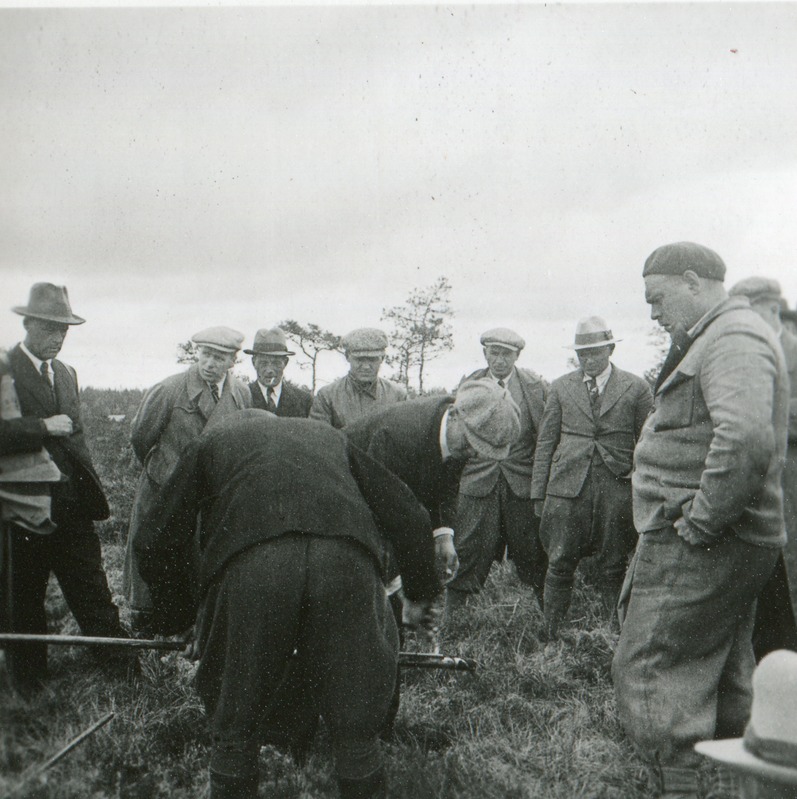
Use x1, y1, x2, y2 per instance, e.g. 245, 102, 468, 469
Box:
433, 527, 455, 539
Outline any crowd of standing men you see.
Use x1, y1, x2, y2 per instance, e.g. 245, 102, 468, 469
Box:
3, 239, 797, 799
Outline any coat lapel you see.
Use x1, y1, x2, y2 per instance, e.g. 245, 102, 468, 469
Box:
563, 370, 594, 420
10, 345, 57, 417
185, 365, 214, 422
598, 367, 631, 417
514, 368, 546, 429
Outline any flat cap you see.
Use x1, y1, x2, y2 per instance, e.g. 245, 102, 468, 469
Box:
729, 277, 782, 304
643, 242, 726, 281
191, 326, 244, 353
244, 327, 295, 356
480, 328, 525, 352
453, 378, 521, 460
342, 327, 388, 356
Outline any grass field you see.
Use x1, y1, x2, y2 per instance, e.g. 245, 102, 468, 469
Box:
0, 392, 649, 799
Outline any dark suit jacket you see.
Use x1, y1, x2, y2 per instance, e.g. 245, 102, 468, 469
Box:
137, 410, 439, 633
531, 364, 653, 500
249, 380, 312, 418
8, 344, 108, 520
344, 395, 462, 528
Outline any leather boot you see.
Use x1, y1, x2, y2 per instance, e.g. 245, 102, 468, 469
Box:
542, 582, 571, 639
209, 769, 258, 799
337, 767, 387, 799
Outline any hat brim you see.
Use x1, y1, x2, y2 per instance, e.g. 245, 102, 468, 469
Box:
244, 349, 295, 356
192, 342, 239, 354
695, 739, 797, 784
567, 337, 622, 350
347, 350, 386, 357
12, 307, 86, 325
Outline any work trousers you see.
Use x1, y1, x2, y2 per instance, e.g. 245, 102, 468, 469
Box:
196, 534, 398, 785
450, 474, 547, 597
3, 518, 122, 683
540, 456, 636, 593
612, 527, 778, 778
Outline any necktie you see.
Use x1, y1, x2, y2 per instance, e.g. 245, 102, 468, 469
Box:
267, 387, 277, 413
210, 383, 220, 403
497, 379, 505, 389
587, 377, 600, 409
40, 362, 56, 400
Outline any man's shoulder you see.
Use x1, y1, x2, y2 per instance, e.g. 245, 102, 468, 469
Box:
515, 366, 547, 388
550, 369, 582, 390
610, 365, 650, 390
378, 377, 407, 398
283, 380, 312, 399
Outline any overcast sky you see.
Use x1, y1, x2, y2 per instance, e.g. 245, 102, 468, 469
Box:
2, 4, 796, 391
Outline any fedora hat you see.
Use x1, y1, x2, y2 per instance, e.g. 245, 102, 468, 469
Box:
696, 650, 797, 785
12, 283, 85, 325
243, 328, 295, 357
567, 316, 622, 350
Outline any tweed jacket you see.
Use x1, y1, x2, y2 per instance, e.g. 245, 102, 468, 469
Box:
531, 364, 653, 501
780, 327, 797, 443
344, 395, 463, 528
309, 374, 407, 429
137, 411, 439, 633
458, 367, 547, 498
131, 363, 251, 487
248, 379, 312, 418
633, 297, 789, 547
7, 344, 108, 520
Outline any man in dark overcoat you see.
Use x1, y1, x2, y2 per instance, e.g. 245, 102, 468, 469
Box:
450, 328, 548, 611
531, 316, 653, 636
122, 326, 251, 631
137, 410, 440, 799
244, 327, 312, 417
1, 283, 130, 693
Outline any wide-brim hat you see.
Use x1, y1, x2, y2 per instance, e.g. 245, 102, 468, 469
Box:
567, 315, 622, 350
244, 327, 295, 356
12, 283, 85, 325
695, 650, 797, 785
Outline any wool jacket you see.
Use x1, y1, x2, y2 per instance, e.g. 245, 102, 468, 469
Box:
309, 374, 406, 429
633, 297, 789, 546
531, 364, 653, 501
458, 367, 547, 498
248, 379, 312, 418
137, 411, 439, 633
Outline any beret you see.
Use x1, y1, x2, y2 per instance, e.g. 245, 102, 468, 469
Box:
191, 326, 244, 353
729, 277, 782, 304
643, 242, 726, 281
480, 327, 525, 352
453, 378, 521, 460
342, 327, 388, 355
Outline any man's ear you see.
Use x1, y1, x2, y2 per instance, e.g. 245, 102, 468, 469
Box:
682, 270, 702, 294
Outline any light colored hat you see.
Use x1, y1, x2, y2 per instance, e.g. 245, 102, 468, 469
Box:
643, 241, 726, 281
729, 277, 783, 304
243, 327, 295, 357
480, 328, 525, 352
568, 316, 622, 350
453, 378, 521, 460
12, 283, 86, 325
191, 326, 244, 353
342, 327, 388, 356
695, 650, 797, 785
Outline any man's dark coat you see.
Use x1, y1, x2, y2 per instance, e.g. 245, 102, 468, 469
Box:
344, 395, 462, 528
248, 380, 312, 418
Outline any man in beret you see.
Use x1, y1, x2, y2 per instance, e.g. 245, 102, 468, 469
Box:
531, 317, 652, 637
730, 277, 797, 657
447, 329, 548, 613
309, 327, 406, 429
1, 283, 133, 694
123, 326, 251, 633
612, 242, 789, 799
244, 327, 312, 418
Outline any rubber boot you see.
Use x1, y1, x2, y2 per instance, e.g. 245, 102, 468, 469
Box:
209, 769, 258, 799
542, 582, 571, 639
337, 766, 387, 799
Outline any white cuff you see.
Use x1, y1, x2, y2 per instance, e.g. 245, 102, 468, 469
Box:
433, 527, 455, 540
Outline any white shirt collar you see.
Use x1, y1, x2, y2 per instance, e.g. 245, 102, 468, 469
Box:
439, 406, 452, 461
488, 368, 513, 387
583, 362, 612, 393
208, 374, 227, 395
20, 341, 52, 373
258, 380, 282, 405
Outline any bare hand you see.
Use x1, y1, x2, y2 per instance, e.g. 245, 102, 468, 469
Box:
674, 517, 710, 546
434, 533, 459, 583
43, 414, 73, 437
402, 598, 439, 646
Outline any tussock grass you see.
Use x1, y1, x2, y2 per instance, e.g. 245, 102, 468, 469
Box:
1, 393, 650, 797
